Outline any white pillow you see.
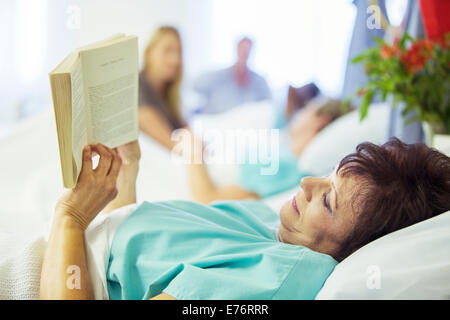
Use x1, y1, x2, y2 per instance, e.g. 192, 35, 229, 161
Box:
316, 210, 450, 299
298, 103, 390, 177
189, 100, 276, 133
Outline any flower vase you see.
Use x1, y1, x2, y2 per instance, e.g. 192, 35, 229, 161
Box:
423, 122, 450, 157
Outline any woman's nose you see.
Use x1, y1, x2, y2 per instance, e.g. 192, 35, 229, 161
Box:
300, 177, 314, 202
301, 176, 328, 202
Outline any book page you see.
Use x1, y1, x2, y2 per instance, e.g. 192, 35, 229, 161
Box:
80, 36, 139, 148
71, 57, 88, 178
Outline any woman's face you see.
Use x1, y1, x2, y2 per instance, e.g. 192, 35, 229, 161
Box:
278, 168, 361, 259
147, 32, 182, 82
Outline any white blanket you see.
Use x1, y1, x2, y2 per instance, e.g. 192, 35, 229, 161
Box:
0, 231, 46, 300
0, 204, 136, 300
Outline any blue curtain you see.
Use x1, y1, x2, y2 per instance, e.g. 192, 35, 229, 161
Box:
341, 0, 387, 99
342, 0, 426, 144
388, 0, 426, 144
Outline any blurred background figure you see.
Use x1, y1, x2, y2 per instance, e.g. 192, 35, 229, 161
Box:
193, 36, 272, 114
188, 96, 352, 204
0, 0, 357, 134
275, 82, 320, 129
138, 26, 186, 150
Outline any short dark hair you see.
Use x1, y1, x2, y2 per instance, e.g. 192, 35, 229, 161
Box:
335, 137, 450, 261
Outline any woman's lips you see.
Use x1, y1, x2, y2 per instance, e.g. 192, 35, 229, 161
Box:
292, 195, 300, 215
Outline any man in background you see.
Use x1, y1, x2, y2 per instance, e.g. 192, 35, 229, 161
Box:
193, 37, 272, 114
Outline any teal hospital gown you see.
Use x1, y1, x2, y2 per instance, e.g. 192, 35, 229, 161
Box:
106, 200, 337, 300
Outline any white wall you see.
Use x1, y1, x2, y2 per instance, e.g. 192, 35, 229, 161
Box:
66, 0, 215, 76
0, 0, 356, 124
0, 0, 216, 123
210, 0, 356, 96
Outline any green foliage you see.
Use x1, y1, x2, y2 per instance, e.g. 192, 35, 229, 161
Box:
349, 32, 450, 133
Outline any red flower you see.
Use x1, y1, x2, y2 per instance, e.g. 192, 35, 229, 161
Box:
400, 40, 433, 74
380, 44, 401, 59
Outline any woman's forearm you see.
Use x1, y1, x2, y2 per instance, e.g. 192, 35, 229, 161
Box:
40, 143, 127, 299
40, 213, 94, 300
138, 107, 176, 151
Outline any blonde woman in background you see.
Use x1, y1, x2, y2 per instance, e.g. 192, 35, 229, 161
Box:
139, 26, 186, 150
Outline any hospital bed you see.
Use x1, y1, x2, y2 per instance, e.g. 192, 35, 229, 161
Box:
0, 103, 449, 299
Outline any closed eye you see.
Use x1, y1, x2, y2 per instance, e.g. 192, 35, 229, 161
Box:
322, 191, 332, 215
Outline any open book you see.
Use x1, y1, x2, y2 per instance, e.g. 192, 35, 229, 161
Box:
49, 34, 139, 188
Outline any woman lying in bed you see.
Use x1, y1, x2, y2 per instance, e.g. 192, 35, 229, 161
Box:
40, 138, 450, 300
